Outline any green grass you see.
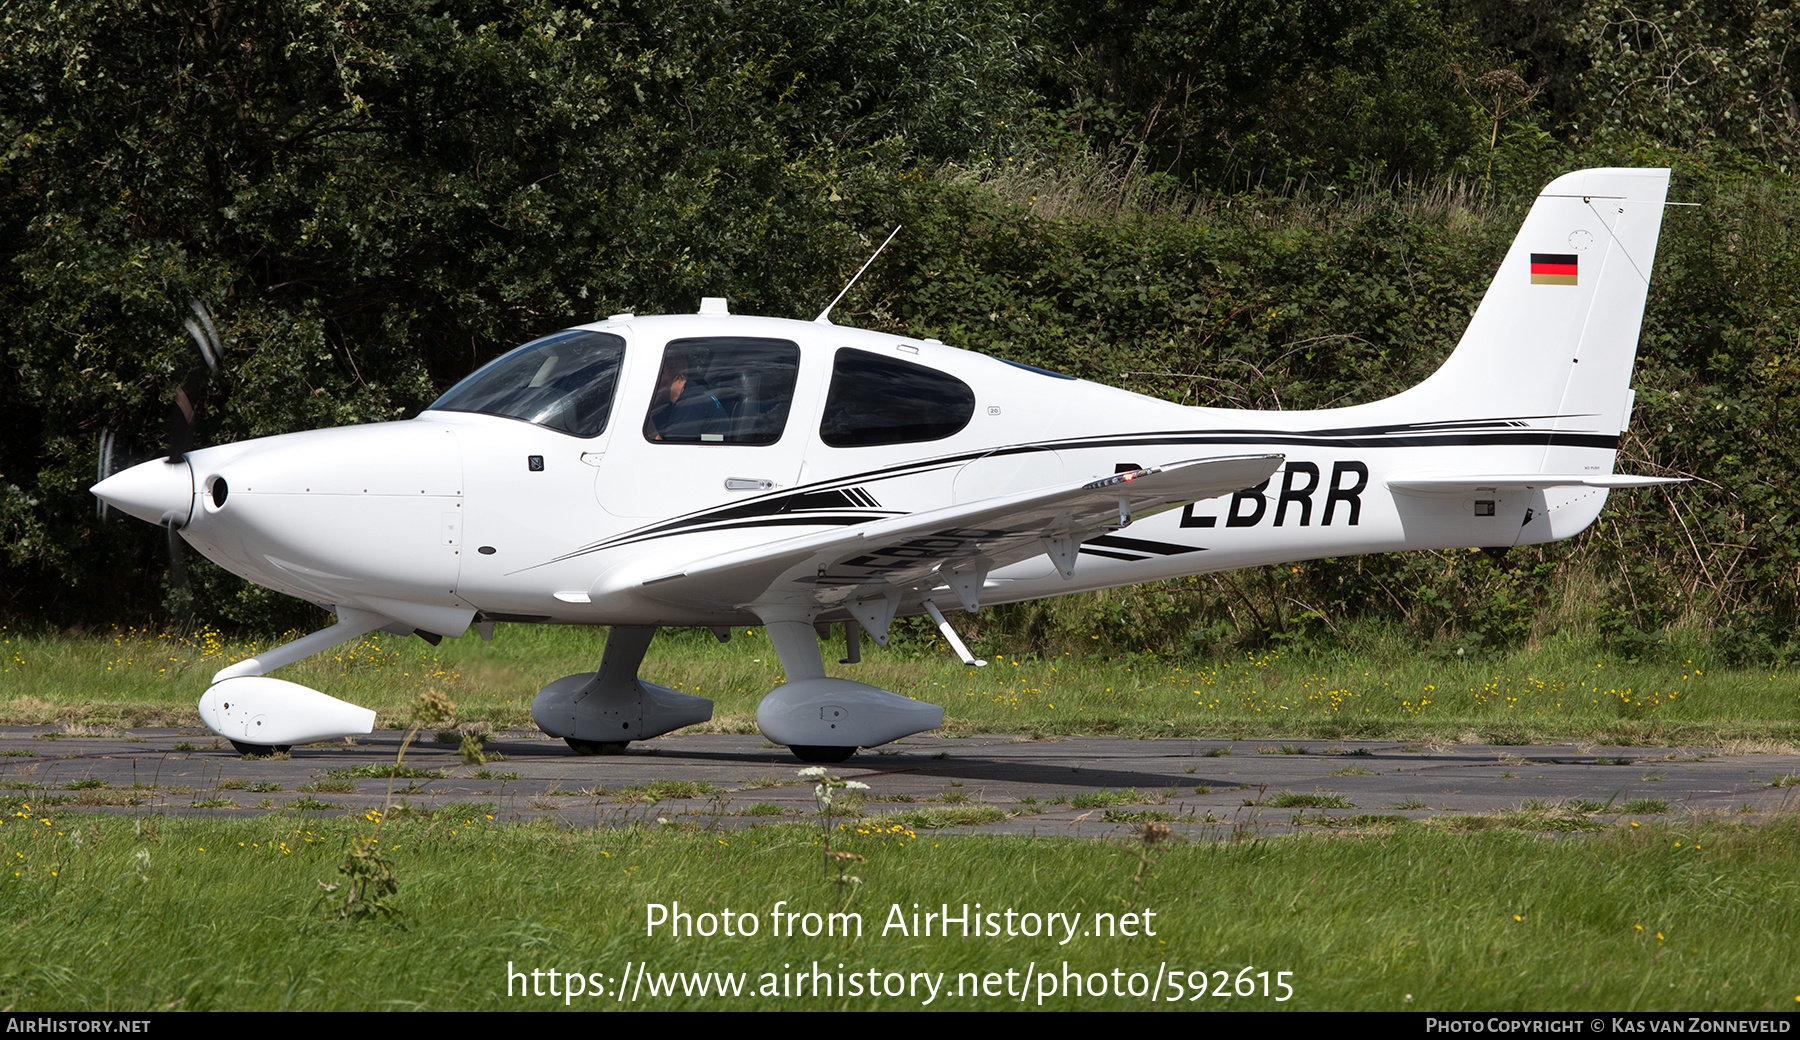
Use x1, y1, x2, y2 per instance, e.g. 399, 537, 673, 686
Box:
602, 781, 719, 802
5, 624, 1800, 745
0, 809, 1795, 1010
322, 764, 442, 780
38, 790, 152, 807
1069, 789, 1144, 809
1258, 791, 1354, 809
5, 624, 1800, 1011
875, 806, 1007, 829
1300, 813, 1414, 829
1101, 809, 1175, 823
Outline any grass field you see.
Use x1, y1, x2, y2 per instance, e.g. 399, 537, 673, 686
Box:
0, 807, 1795, 1011
6, 622, 1798, 746
4, 624, 1799, 1011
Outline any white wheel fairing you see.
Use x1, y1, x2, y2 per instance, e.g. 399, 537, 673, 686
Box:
756, 678, 945, 750
198, 676, 376, 746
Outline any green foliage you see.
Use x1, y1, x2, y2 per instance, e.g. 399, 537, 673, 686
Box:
1588, 167, 1800, 662
1572, 1, 1800, 168
3, 0, 1800, 667
457, 732, 487, 767
322, 764, 439, 780
1034, 0, 1496, 187
326, 835, 399, 921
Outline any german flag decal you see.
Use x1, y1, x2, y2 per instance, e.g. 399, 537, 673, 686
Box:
1530, 253, 1578, 285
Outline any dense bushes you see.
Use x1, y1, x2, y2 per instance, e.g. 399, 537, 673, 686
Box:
3, 0, 1798, 664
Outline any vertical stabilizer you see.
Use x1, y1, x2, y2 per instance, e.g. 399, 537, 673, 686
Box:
1372, 168, 1676, 546
1383, 168, 1670, 475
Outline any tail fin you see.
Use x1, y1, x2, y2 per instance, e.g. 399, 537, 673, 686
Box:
1372, 169, 1680, 546
1384, 168, 1670, 476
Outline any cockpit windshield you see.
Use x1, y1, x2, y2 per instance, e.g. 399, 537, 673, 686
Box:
428, 330, 626, 437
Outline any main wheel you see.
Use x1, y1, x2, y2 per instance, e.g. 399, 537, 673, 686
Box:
789, 745, 856, 763
566, 738, 629, 756
230, 740, 291, 757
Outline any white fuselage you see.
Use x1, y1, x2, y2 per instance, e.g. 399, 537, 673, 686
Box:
171, 312, 1616, 634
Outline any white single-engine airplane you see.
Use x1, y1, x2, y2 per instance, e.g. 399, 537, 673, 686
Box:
93, 168, 1680, 762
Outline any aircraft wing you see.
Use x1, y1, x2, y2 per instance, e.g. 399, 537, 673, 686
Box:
619, 454, 1283, 622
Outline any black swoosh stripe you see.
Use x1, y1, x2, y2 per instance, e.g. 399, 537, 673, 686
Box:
1038, 431, 1618, 452
1084, 534, 1208, 556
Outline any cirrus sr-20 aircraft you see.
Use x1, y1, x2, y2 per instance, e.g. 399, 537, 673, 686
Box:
92, 167, 1682, 762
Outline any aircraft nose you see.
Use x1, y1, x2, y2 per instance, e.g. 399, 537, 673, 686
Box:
92, 457, 194, 528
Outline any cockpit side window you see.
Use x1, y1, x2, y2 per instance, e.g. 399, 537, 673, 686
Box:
428, 329, 625, 437
819, 348, 975, 447
643, 337, 800, 445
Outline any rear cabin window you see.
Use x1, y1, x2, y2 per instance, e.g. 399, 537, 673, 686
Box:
819, 348, 976, 447
643, 337, 800, 445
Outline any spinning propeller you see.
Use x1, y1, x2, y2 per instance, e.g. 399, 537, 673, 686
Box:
93, 300, 224, 591
172, 299, 222, 462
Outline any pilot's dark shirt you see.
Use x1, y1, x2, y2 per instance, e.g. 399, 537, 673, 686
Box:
648, 380, 726, 440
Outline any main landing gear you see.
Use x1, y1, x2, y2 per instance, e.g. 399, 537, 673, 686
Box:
749, 619, 944, 762
530, 626, 715, 751
528, 621, 944, 762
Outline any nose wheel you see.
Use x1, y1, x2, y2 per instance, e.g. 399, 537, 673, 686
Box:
230, 740, 291, 757
565, 738, 629, 756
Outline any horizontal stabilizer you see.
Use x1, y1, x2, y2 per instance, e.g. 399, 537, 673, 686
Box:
1388, 473, 1687, 496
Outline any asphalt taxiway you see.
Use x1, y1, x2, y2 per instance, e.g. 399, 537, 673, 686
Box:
4, 726, 1795, 839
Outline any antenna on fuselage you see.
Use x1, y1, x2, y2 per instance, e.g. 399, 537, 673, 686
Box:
814, 225, 902, 325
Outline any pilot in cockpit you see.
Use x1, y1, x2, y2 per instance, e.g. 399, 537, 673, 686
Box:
645, 348, 727, 441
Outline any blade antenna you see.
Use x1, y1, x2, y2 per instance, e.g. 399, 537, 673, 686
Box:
814, 225, 902, 325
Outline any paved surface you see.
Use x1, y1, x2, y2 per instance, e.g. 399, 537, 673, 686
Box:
3, 726, 1796, 839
